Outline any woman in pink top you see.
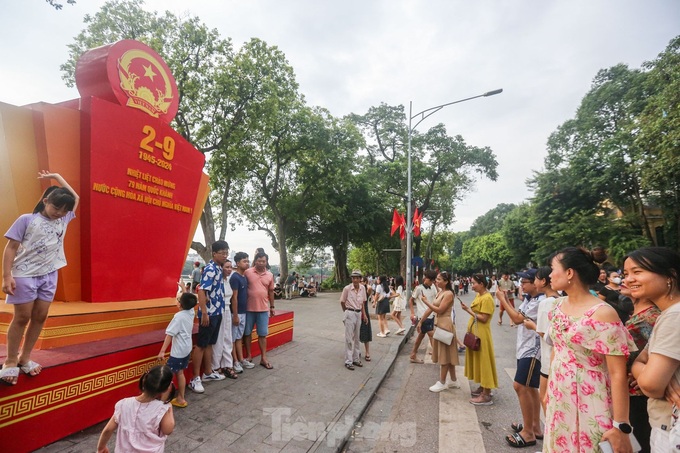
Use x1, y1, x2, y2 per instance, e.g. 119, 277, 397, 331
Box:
97, 365, 176, 453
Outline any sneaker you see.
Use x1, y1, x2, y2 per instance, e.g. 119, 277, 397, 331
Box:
429, 381, 448, 393
469, 394, 494, 406
233, 362, 244, 373
396, 328, 406, 335
188, 377, 204, 393
384, 330, 391, 335
202, 371, 226, 381
241, 359, 255, 369
376, 332, 387, 338
445, 377, 461, 389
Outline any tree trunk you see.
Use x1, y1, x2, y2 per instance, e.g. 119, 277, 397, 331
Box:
193, 197, 216, 263
332, 244, 349, 284
276, 219, 289, 283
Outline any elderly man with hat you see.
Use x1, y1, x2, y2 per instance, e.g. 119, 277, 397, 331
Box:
340, 270, 369, 370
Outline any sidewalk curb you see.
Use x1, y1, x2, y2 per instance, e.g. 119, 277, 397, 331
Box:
312, 325, 415, 453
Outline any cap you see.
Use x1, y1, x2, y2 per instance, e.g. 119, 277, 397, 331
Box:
350, 269, 363, 278
517, 269, 538, 280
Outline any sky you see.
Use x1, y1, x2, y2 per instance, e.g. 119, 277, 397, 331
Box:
2, 0, 679, 264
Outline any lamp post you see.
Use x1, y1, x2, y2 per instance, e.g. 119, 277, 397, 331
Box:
405, 89, 502, 302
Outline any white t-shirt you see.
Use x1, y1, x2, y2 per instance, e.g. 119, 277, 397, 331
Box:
516, 294, 544, 360
536, 296, 557, 375
412, 284, 437, 319
375, 284, 388, 300
5, 211, 76, 277
223, 272, 234, 309
165, 309, 195, 359
646, 302, 680, 429
490, 280, 498, 293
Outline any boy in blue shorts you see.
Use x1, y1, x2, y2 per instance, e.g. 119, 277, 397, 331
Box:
158, 292, 197, 407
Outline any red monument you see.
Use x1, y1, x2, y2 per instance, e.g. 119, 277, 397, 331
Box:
0, 40, 293, 451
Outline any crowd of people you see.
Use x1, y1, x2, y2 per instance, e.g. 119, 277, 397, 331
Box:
2, 176, 679, 452
281, 271, 318, 299
104, 243, 279, 450
341, 245, 680, 453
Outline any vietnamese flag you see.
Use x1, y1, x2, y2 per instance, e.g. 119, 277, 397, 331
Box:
413, 207, 423, 237
399, 212, 407, 240
390, 208, 402, 236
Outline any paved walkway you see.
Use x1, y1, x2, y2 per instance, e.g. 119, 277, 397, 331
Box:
38, 292, 462, 453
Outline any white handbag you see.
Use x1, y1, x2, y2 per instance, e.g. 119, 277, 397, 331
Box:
433, 326, 454, 345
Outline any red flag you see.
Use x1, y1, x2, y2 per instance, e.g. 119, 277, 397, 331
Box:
390, 208, 401, 236
413, 207, 423, 237
399, 213, 406, 240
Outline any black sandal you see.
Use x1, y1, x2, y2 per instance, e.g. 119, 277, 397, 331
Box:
506, 432, 536, 448
511, 423, 543, 439
224, 368, 238, 379
345, 363, 355, 370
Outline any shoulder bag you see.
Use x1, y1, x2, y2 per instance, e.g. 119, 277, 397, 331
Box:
433, 326, 454, 345
464, 317, 481, 351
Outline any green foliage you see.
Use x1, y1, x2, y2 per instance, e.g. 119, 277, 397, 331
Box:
46, 0, 75, 10
349, 104, 499, 278
456, 232, 512, 274
500, 203, 536, 268
347, 242, 401, 278
469, 203, 517, 237
320, 275, 344, 291
637, 36, 680, 249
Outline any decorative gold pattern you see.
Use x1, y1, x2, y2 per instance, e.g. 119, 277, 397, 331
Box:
0, 358, 157, 429
39, 313, 174, 339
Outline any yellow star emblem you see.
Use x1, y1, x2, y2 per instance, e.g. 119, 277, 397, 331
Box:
143, 64, 157, 81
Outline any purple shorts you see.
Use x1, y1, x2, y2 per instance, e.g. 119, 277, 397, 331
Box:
6, 272, 58, 304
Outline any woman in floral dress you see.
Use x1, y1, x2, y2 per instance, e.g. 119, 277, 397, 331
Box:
546, 247, 636, 453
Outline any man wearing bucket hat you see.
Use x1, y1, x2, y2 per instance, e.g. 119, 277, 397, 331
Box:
340, 270, 369, 370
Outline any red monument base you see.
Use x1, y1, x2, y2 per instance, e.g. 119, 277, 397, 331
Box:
0, 310, 293, 452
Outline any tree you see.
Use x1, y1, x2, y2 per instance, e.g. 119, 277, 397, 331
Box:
350, 105, 499, 279
61, 1, 306, 264
46, 0, 76, 9
528, 63, 657, 261
500, 203, 536, 269
637, 36, 680, 250
469, 203, 517, 237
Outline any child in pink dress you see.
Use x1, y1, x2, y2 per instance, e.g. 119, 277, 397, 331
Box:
97, 365, 176, 453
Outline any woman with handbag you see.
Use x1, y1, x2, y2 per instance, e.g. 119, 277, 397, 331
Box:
460, 274, 498, 406
418, 271, 460, 393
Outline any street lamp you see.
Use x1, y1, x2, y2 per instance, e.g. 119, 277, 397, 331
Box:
405, 89, 502, 301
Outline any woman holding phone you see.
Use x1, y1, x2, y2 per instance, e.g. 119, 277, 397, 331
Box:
460, 274, 498, 405
419, 271, 460, 392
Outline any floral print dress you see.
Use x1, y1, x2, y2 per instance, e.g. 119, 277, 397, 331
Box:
545, 298, 636, 453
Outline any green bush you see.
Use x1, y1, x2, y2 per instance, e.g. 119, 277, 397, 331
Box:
320, 276, 344, 291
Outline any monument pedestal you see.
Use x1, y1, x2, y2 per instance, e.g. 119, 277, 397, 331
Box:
0, 309, 294, 452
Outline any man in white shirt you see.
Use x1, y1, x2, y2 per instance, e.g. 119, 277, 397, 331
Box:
339, 269, 368, 370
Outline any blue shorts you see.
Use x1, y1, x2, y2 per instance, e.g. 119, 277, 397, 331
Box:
420, 317, 435, 333
166, 354, 190, 373
245, 311, 269, 337
232, 313, 246, 340
5, 272, 58, 304
196, 315, 222, 347
515, 357, 541, 388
